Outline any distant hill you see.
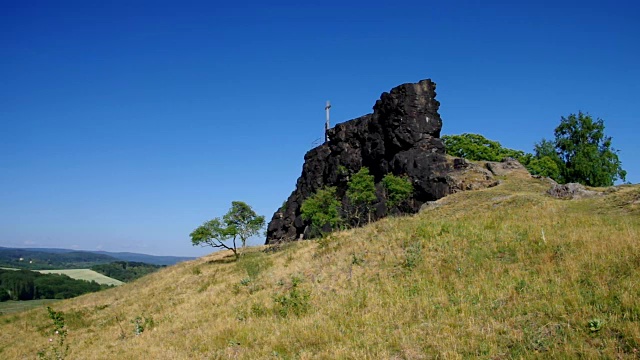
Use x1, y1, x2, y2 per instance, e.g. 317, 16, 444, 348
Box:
0, 247, 194, 268
90, 251, 194, 266
0, 248, 117, 270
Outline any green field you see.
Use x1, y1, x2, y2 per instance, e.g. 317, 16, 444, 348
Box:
0, 299, 60, 315
36, 269, 124, 286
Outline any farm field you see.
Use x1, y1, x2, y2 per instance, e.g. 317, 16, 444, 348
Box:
0, 299, 60, 315
36, 269, 124, 286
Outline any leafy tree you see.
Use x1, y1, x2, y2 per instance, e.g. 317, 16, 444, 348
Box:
534, 139, 557, 160
382, 174, 413, 210
301, 186, 342, 236
223, 201, 266, 249
442, 133, 526, 162
0, 288, 9, 301
190, 218, 237, 258
346, 167, 377, 225
190, 201, 265, 260
542, 112, 626, 186
0, 270, 35, 300
526, 156, 562, 180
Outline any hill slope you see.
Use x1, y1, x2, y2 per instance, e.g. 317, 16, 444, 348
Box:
0, 175, 639, 359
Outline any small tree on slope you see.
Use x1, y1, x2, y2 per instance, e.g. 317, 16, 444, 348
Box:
190, 201, 265, 260
542, 112, 626, 186
346, 167, 377, 226
301, 186, 342, 237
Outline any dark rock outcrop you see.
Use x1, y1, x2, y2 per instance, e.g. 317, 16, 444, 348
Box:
266, 79, 499, 244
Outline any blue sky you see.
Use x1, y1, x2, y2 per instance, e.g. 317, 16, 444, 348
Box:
1, 1, 638, 256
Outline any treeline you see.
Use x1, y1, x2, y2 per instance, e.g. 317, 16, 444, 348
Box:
91, 261, 164, 282
0, 269, 110, 301
0, 248, 117, 270
442, 112, 627, 187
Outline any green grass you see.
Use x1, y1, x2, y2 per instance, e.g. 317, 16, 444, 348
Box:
0, 299, 60, 315
0, 175, 639, 359
35, 269, 124, 286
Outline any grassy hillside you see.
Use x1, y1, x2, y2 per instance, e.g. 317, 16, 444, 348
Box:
0, 299, 60, 315
0, 175, 638, 359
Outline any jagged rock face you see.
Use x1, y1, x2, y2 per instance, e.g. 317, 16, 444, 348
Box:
266, 79, 470, 243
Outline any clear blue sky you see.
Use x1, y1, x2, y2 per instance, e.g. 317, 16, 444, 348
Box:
1, 1, 638, 257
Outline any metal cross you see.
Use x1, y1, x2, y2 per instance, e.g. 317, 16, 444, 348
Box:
325, 100, 331, 142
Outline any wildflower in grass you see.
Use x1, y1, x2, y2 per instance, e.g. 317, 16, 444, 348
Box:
38, 307, 69, 360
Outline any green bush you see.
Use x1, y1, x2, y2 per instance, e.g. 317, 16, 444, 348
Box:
442, 133, 526, 162
301, 186, 342, 235
382, 174, 413, 209
37, 307, 68, 359
346, 167, 377, 225
273, 275, 311, 317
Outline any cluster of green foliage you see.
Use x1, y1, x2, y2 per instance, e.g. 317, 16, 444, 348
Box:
443, 112, 626, 186
542, 112, 626, 186
190, 201, 265, 260
273, 275, 310, 317
346, 167, 377, 225
442, 132, 560, 179
91, 261, 164, 282
442, 133, 527, 162
0, 269, 108, 301
382, 173, 413, 209
301, 168, 415, 236
301, 186, 343, 235
131, 314, 154, 336
523, 145, 562, 180
0, 248, 116, 270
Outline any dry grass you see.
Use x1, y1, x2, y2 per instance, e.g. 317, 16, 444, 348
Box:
0, 299, 61, 315
1, 176, 639, 359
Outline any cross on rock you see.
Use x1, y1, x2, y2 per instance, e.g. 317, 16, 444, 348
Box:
325, 100, 331, 142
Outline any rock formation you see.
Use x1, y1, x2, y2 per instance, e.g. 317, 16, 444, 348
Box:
265, 79, 499, 244
547, 183, 604, 199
